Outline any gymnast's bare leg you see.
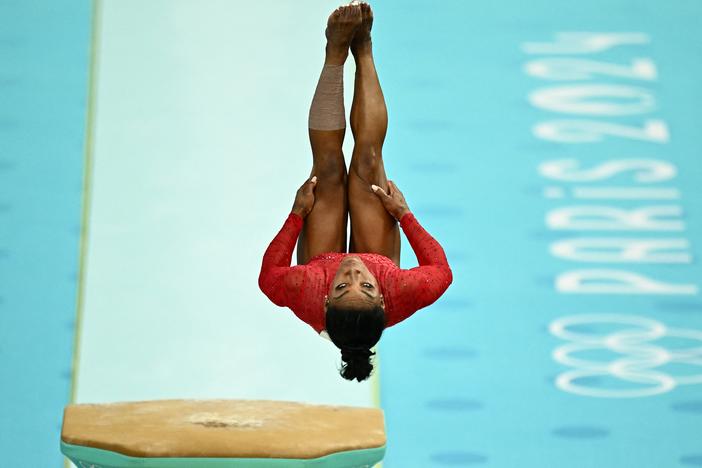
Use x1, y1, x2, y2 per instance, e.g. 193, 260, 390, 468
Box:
347, 3, 401, 266
297, 5, 362, 265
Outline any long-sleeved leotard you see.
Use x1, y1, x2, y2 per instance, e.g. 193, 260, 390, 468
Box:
258, 212, 452, 333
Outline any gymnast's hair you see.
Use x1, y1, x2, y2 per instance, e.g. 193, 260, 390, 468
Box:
325, 303, 386, 382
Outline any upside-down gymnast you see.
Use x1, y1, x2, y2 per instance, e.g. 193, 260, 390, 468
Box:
259, 2, 452, 382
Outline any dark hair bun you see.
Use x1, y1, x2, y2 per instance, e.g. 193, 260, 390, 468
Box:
340, 348, 375, 382
325, 303, 385, 382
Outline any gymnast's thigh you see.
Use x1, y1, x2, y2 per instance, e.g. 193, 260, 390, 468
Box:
297, 170, 348, 265
347, 149, 400, 266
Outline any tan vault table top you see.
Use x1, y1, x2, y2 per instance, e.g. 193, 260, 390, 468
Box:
61, 399, 386, 459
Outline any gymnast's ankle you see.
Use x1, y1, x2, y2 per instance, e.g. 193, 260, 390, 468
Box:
325, 43, 349, 66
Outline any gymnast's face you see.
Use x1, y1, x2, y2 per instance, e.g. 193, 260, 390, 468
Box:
326, 255, 384, 310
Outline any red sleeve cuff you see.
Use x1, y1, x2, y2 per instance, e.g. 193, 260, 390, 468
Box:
289, 212, 304, 227
399, 211, 415, 228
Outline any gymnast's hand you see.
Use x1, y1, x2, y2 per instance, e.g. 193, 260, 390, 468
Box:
291, 176, 318, 218
371, 180, 410, 221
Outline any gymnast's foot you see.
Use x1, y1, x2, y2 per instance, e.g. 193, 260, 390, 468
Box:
325, 4, 362, 65
351, 2, 373, 56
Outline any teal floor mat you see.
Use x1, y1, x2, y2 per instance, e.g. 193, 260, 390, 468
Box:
61, 442, 386, 468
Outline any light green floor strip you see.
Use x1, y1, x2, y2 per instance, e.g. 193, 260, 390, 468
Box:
75, 0, 376, 407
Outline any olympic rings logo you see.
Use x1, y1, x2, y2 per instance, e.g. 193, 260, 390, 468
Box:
549, 314, 702, 398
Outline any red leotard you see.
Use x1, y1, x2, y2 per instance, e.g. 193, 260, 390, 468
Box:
258, 212, 452, 333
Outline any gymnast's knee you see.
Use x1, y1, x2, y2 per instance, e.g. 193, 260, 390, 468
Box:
313, 154, 347, 186
351, 144, 383, 182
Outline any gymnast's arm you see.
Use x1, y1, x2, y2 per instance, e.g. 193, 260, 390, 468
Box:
258, 213, 304, 306
384, 213, 453, 325
258, 176, 317, 306
400, 212, 452, 275
371, 179, 451, 274
372, 180, 452, 320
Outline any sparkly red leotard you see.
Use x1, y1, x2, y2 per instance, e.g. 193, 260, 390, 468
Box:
258, 212, 452, 333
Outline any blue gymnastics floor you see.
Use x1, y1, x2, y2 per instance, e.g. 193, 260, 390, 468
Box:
0, 1, 92, 466
2, 1, 702, 467
375, 0, 702, 466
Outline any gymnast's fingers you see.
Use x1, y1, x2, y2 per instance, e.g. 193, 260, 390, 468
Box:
307, 175, 317, 191
301, 175, 317, 193
386, 180, 395, 196
370, 184, 390, 199
388, 180, 401, 196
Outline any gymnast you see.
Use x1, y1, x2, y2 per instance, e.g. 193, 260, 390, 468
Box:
259, 2, 452, 382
